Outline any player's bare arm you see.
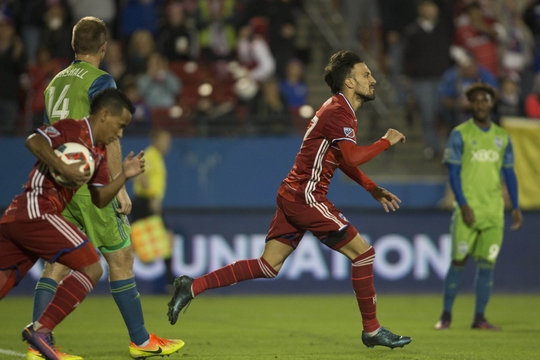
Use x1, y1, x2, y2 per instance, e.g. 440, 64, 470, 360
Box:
106, 139, 133, 214
90, 151, 145, 208
370, 186, 401, 213
510, 208, 523, 231
25, 133, 91, 186
382, 128, 406, 145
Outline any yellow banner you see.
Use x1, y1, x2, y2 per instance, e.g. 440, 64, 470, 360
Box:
501, 117, 540, 210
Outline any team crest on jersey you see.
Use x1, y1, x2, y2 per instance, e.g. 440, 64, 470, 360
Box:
343, 127, 355, 138
494, 136, 503, 149
44, 126, 60, 137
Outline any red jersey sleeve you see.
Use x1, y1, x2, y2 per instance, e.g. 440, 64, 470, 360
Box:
322, 106, 357, 145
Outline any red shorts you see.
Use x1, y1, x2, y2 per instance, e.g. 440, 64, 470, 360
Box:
0, 213, 100, 285
266, 195, 358, 249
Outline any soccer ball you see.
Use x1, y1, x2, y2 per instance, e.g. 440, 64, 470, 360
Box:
50, 142, 95, 188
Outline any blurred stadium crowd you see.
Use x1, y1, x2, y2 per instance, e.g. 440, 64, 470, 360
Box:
1, 0, 540, 149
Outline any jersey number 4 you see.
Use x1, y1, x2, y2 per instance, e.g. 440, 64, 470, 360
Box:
47, 85, 72, 120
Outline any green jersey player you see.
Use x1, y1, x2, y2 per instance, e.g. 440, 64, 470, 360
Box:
435, 83, 523, 331
31, 16, 184, 360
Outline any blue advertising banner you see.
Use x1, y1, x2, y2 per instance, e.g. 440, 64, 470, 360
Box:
8, 210, 540, 296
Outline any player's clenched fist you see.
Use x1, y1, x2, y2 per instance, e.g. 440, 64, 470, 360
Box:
382, 128, 406, 145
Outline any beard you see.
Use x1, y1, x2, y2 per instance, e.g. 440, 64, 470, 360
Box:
356, 89, 376, 102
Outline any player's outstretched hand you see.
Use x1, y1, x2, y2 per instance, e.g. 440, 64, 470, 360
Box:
510, 208, 523, 230
370, 186, 401, 213
122, 151, 145, 179
382, 128, 406, 146
60, 160, 92, 186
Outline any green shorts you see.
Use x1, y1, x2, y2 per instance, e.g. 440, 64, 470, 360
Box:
62, 193, 131, 254
450, 209, 504, 264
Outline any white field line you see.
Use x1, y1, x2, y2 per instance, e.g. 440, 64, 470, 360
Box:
0, 348, 25, 357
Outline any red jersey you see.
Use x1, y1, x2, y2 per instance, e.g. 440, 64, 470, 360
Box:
279, 93, 357, 204
1, 118, 109, 223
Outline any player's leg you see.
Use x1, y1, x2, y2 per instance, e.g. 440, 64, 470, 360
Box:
92, 201, 185, 357
32, 201, 85, 325
330, 229, 411, 349
471, 225, 503, 330
0, 225, 39, 299
435, 210, 475, 330
168, 202, 299, 325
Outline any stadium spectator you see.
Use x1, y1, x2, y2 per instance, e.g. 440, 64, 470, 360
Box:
438, 52, 499, 138
452, 1, 505, 77
157, 1, 199, 62
435, 82, 523, 331
253, 77, 292, 135
402, 0, 454, 159
137, 52, 183, 109
496, 75, 525, 120
239, 0, 299, 78
168, 50, 412, 351
122, 77, 152, 134
0, 87, 145, 360
495, 0, 534, 82
196, 0, 236, 62
0, 13, 26, 136
524, 73, 540, 119
100, 39, 128, 85
131, 128, 175, 291
279, 58, 308, 111
125, 29, 156, 75
118, 0, 162, 41
26, 46, 63, 130
41, 0, 73, 66
13, 0, 46, 65
34, 16, 185, 359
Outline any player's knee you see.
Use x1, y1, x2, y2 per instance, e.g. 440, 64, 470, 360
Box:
41, 262, 71, 282
80, 261, 103, 285
477, 259, 495, 269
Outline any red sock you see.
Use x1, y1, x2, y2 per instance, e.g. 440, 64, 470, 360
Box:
38, 271, 94, 331
192, 258, 277, 296
351, 247, 380, 333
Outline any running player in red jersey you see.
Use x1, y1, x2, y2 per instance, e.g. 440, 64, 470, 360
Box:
0, 88, 144, 360
168, 50, 412, 350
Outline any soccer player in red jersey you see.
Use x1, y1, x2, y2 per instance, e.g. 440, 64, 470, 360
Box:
167, 50, 412, 350
0, 88, 145, 360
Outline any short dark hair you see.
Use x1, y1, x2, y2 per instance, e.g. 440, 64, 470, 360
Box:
72, 16, 107, 55
89, 88, 135, 116
323, 51, 364, 94
465, 82, 498, 103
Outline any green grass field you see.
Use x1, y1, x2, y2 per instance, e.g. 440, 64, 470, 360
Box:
1, 293, 539, 360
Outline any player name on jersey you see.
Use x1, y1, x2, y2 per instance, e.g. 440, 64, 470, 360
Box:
56, 68, 89, 79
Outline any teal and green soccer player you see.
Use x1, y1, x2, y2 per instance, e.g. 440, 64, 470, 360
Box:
30, 16, 184, 360
435, 82, 523, 330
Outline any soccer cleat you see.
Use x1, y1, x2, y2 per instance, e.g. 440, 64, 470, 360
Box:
22, 324, 59, 360
435, 311, 451, 330
472, 318, 501, 330
167, 275, 194, 325
27, 346, 83, 360
128, 333, 185, 359
434, 319, 451, 330
361, 327, 412, 349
